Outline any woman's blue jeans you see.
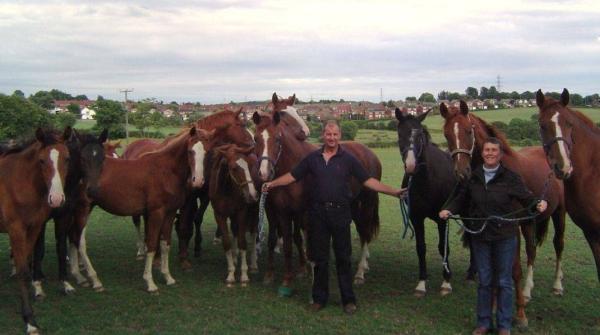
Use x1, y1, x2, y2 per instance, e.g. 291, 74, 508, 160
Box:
472, 236, 517, 331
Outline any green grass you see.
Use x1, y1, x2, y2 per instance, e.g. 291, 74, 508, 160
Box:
1, 147, 599, 334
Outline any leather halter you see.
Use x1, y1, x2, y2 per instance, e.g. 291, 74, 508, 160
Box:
450, 115, 476, 159
400, 128, 425, 163
257, 133, 282, 180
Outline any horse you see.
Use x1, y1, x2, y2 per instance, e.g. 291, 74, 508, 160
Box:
208, 144, 260, 286
0, 127, 72, 335
252, 93, 381, 291
31, 129, 108, 299
103, 140, 121, 158
83, 127, 201, 293
536, 88, 600, 281
395, 108, 458, 297
440, 101, 567, 327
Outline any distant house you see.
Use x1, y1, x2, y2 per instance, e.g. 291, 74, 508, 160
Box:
80, 107, 96, 120
51, 99, 96, 119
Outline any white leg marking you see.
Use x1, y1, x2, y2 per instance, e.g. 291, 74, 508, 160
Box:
135, 223, 146, 260
63, 281, 76, 294
440, 280, 452, 296
32, 280, 46, 298
26, 323, 40, 335
354, 244, 369, 284
160, 240, 176, 286
240, 249, 249, 286
415, 280, 427, 293
69, 244, 88, 286
523, 264, 534, 301
78, 227, 104, 290
225, 249, 236, 286
274, 237, 283, 254
143, 251, 158, 292
553, 260, 564, 295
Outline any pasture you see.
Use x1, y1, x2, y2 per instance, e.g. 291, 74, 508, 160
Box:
1, 146, 599, 334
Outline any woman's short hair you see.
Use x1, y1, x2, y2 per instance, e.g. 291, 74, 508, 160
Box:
483, 137, 503, 152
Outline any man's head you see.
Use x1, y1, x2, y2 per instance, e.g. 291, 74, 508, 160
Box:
482, 137, 503, 168
322, 120, 341, 149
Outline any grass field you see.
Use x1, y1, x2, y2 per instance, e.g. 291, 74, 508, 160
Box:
1, 144, 599, 334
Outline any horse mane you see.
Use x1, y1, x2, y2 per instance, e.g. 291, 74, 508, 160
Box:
142, 127, 191, 156
471, 114, 515, 155
543, 98, 600, 135
1, 130, 60, 156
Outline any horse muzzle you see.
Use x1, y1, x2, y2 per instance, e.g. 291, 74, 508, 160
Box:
48, 193, 66, 208
191, 176, 205, 188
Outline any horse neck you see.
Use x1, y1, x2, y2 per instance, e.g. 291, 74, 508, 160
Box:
276, 131, 315, 176
568, 111, 600, 180
209, 155, 236, 199
151, 133, 189, 177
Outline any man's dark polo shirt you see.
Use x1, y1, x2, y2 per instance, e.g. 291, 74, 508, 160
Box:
291, 145, 370, 205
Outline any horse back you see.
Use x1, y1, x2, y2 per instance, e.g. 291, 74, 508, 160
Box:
122, 139, 161, 159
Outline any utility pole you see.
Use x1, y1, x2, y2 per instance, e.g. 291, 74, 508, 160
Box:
380, 88, 383, 103
120, 88, 133, 143
496, 75, 502, 92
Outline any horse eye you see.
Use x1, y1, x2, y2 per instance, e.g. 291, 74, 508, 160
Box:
39, 159, 46, 164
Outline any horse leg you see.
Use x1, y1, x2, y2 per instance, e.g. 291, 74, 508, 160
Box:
263, 209, 277, 284
194, 192, 210, 257
235, 211, 250, 287
10, 226, 40, 334
551, 208, 566, 295
159, 213, 177, 286
31, 222, 47, 299
582, 229, 600, 282
216, 214, 235, 287
437, 220, 452, 296
143, 212, 162, 293
73, 223, 104, 292
292, 212, 307, 278
513, 235, 528, 329
520, 222, 536, 303
413, 218, 427, 297
175, 194, 196, 271
132, 215, 145, 260
51, 215, 78, 295
247, 204, 259, 274
279, 214, 295, 288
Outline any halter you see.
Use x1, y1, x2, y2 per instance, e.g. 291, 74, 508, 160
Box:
399, 128, 425, 169
450, 115, 476, 159
228, 168, 253, 188
541, 134, 572, 155
257, 134, 282, 181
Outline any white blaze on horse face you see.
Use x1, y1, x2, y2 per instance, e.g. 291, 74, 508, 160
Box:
112, 153, 119, 158
259, 130, 271, 180
48, 148, 65, 208
283, 106, 310, 136
236, 158, 257, 201
404, 143, 416, 174
191, 141, 206, 188
453, 122, 461, 163
551, 112, 573, 175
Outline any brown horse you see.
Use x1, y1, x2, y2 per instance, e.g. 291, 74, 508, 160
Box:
103, 140, 122, 158
253, 93, 381, 290
440, 101, 567, 327
536, 88, 600, 281
84, 127, 200, 293
208, 144, 260, 286
0, 127, 72, 334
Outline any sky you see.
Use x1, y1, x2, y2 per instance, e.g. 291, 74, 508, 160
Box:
1, 0, 599, 103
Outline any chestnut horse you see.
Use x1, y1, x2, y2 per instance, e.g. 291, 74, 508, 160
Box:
0, 127, 72, 335
31, 129, 108, 298
84, 127, 201, 293
253, 93, 381, 290
536, 88, 600, 281
208, 144, 260, 286
441, 101, 567, 327
395, 108, 459, 296
103, 140, 121, 158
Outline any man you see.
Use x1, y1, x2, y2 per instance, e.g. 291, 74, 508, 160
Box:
262, 121, 404, 315
439, 137, 547, 335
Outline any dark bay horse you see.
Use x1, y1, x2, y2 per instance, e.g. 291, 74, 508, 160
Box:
441, 101, 567, 327
208, 144, 260, 286
395, 108, 458, 296
253, 93, 381, 289
0, 127, 72, 334
84, 128, 200, 293
536, 88, 600, 281
31, 129, 108, 298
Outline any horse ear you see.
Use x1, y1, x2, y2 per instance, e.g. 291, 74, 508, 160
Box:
417, 108, 432, 123
252, 111, 261, 125
99, 128, 108, 144
560, 88, 570, 106
459, 100, 469, 115
395, 108, 404, 122
235, 107, 244, 118
439, 103, 449, 119
189, 126, 197, 137
35, 128, 46, 144
115, 140, 122, 148
291, 94, 296, 105
536, 89, 545, 108
272, 92, 279, 104
62, 126, 73, 142
273, 111, 281, 125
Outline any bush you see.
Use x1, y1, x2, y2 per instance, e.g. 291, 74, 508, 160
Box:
53, 112, 77, 129
340, 121, 358, 140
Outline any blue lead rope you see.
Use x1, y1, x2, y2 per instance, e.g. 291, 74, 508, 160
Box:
257, 191, 268, 255
399, 176, 414, 239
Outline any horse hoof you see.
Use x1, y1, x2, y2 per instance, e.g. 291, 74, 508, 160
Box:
414, 290, 426, 298
523, 295, 531, 304
212, 237, 221, 245
249, 267, 259, 274
34, 293, 46, 302
226, 282, 235, 288
78, 280, 91, 288
241, 281, 249, 288
353, 277, 365, 285
514, 317, 528, 330
147, 288, 159, 295
94, 286, 105, 293
136, 255, 145, 261
440, 288, 452, 297
552, 288, 564, 296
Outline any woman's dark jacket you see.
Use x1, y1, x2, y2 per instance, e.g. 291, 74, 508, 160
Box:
444, 164, 538, 241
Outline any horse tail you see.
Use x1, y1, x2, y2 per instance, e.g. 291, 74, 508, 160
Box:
535, 218, 550, 246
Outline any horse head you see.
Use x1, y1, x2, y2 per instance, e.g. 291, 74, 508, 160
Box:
395, 107, 431, 175
35, 127, 72, 208
104, 140, 121, 158
204, 108, 255, 148
79, 129, 108, 197
272, 92, 310, 139
440, 100, 475, 181
252, 111, 283, 182
188, 127, 217, 188
215, 144, 259, 203
536, 88, 574, 179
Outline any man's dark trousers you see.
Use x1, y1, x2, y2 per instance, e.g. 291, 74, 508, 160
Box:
308, 203, 355, 306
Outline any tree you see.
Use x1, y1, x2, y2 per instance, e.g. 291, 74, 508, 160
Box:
74, 94, 88, 100
130, 109, 152, 137
488, 86, 499, 100
67, 103, 81, 117
418, 92, 436, 103
583, 94, 600, 106
479, 87, 489, 100
570, 93, 584, 106
520, 91, 535, 100
438, 90, 449, 101
405, 96, 417, 102
509, 91, 521, 100
447, 92, 462, 100
12, 90, 25, 98
54, 112, 77, 129
149, 112, 166, 136
465, 87, 478, 99
0, 94, 53, 140
93, 99, 126, 138
340, 121, 358, 140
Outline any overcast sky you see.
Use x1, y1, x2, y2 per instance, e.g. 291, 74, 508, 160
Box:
1, 0, 599, 103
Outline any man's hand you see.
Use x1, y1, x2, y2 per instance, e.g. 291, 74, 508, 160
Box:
396, 188, 408, 199
262, 182, 271, 193
439, 209, 452, 220
536, 200, 548, 213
